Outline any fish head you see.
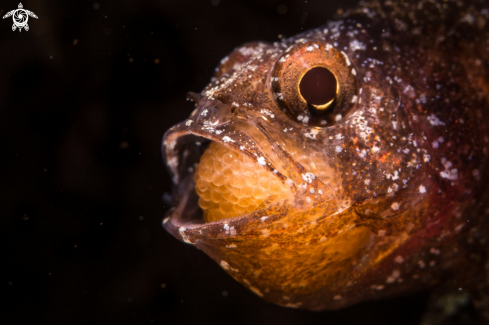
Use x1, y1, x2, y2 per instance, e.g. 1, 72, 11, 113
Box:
162, 18, 487, 309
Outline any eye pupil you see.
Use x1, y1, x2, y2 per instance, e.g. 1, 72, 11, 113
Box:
299, 67, 337, 107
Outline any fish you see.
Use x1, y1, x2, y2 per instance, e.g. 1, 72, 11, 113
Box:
162, 0, 489, 319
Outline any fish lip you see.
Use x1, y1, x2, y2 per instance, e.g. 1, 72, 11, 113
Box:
161, 113, 290, 244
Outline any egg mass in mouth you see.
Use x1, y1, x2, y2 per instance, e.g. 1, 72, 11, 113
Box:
194, 142, 291, 222
194, 139, 344, 222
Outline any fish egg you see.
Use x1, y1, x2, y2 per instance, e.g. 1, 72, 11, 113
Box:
194, 142, 290, 222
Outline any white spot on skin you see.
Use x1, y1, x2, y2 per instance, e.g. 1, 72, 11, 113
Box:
371, 285, 385, 291
391, 202, 400, 211
257, 156, 266, 166
274, 93, 283, 100
351, 68, 356, 76
179, 227, 191, 244
403, 85, 415, 97
167, 157, 178, 173
306, 46, 315, 51
261, 217, 268, 222
455, 223, 465, 232
430, 248, 440, 255
387, 171, 399, 181
335, 114, 342, 122
222, 136, 234, 143
427, 114, 446, 126
223, 223, 237, 236
352, 95, 358, 103
335, 146, 342, 153
419, 185, 426, 193
386, 277, 395, 284
185, 120, 193, 126
164, 138, 177, 151
201, 109, 208, 116
260, 109, 275, 118
364, 179, 370, 185
440, 159, 458, 180
386, 270, 401, 283
350, 40, 366, 51
395, 255, 404, 264
220, 260, 230, 270
220, 260, 239, 272
305, 129, 319, 139
440, 169, 458, 181
461, 13, 475, 24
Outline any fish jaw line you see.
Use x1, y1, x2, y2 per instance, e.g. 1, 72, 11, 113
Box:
162, 114, 345, 242
162, 118, 296, 242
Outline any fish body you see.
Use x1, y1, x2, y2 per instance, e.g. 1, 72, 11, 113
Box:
162, 0, 489, 316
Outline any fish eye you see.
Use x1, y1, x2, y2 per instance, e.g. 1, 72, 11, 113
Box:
299, 67, 338, 111
270, 41, 358, 126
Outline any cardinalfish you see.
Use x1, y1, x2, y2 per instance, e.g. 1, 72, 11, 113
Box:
162, 0, 489, 320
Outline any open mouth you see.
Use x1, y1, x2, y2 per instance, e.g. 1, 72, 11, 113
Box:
162, 97, 343, 241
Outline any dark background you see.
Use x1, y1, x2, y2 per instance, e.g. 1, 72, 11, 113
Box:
1, 0, 430, 324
